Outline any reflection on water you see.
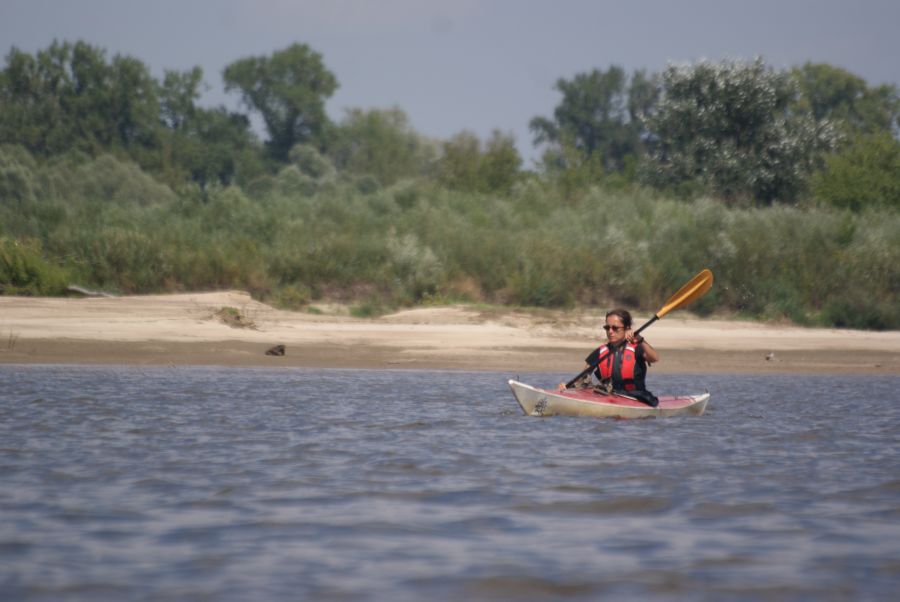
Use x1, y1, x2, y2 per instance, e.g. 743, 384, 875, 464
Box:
1, 366, 898, 601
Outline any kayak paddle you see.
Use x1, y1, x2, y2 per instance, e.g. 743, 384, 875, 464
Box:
565, 268, 714, 388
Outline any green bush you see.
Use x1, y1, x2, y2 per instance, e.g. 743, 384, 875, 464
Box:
820, 295, 899, 331
0, 237, 69, 295
1, 147, 898, 329
327, 108, 433, 186
0, 145, 39, 207
274, 283, 313, 310
811, 133, 900, 211
73, 154, 177, 206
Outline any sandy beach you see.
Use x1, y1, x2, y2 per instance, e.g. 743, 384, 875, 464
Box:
1, 290, 898, 374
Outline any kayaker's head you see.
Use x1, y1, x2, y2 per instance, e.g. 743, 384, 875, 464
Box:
604, 308, 632, 346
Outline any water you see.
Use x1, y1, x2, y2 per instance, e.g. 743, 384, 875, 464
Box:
1, 365, 898, 601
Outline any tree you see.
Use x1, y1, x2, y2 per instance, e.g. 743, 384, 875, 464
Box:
436, 130, 521, 194
530, 66, 653, 174
0, 41, 262, 189
327, 107, 432, 186
223, 43, 338, 162
158, 67, 204, 130
811, 132, 900, 211
106, 54, 161, 149
170, 108, 260, 189
627, 69, 659, 131
793, 62, 900, 136
0, 41, 160, 157
0, 43, 70, 153
479, 130, 522, 194
156, 66, 260, 188
436, 131, 480, 191
641, 58, 838, 204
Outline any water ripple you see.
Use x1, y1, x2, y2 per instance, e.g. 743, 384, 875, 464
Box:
1, 366, 898, 601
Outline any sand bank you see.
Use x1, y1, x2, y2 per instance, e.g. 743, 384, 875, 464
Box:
1, 291, 898, 374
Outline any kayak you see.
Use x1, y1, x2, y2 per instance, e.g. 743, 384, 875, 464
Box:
508, 379, 709, 419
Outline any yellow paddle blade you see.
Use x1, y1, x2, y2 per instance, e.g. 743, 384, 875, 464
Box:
656, 269, 713, 318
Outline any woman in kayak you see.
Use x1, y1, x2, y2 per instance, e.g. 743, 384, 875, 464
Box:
561, 308, 660, 406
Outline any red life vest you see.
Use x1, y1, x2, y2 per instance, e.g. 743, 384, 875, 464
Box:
596, 343, 640, 391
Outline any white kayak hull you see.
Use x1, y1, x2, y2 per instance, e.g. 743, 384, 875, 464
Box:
508, 379, 709, 419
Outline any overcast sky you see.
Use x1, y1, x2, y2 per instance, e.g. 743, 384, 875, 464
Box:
2, 0, 899, 164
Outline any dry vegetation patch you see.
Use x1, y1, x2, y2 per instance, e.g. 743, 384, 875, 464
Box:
215, 306, 257, 329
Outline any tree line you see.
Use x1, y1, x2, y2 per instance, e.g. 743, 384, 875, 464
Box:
2, 40, 898, 206
1, 41, 899, 329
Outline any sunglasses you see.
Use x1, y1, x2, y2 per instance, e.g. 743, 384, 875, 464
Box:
603, 325, 625, 332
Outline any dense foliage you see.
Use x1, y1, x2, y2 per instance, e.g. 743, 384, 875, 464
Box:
641, 59, 838, 204
811, 133, 900, 211
1, 42, 899, 329
530, 67, 656, 174
223, 43, 337, 162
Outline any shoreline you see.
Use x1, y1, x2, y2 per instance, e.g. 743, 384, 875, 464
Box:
1, 291, 898, 374
3, 339, 896, 375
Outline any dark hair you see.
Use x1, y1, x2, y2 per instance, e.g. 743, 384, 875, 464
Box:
605, 308, 632, 328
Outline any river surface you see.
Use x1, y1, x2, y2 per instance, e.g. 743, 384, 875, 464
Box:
1, 365, 898, 601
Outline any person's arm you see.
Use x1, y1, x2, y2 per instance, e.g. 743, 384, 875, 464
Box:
630, 333, 659, 364
557, 347, 601, 390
